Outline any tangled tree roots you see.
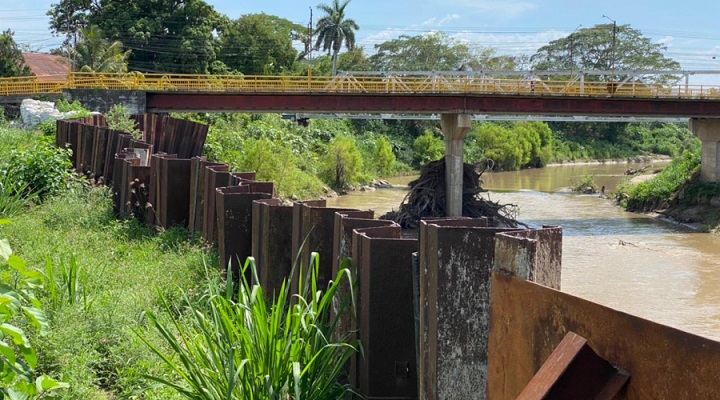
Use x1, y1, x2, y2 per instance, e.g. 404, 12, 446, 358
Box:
381, 158, 524, 229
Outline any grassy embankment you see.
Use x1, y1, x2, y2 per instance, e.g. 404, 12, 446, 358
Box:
616, 150, 720, 231
0, 122, 216, 398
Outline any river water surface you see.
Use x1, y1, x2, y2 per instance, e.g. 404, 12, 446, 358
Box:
326, 163, 720, 341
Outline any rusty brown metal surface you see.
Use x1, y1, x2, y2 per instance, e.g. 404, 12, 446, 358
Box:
493, 227, 562, 290
252, 199, 294, 296
158, 157, 192, 228
215, 186, 272, 280
111, 151, 137, 214
188, 158, 220, 236
147, 92, 720, 118
516, 331, 629, 400
202, 165, 231, 243
354, 228, 418, 400
290, 203, 358, 293
488, 272, 720, 400
418, 218, 518, 400
349, 225, 403, 391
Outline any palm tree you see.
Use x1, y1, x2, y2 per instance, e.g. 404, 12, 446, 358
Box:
70, 26, 130, 73
314, 0, 359, 76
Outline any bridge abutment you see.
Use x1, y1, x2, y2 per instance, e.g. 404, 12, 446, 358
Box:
440, 113, 472, 217
690, 118, 720, 182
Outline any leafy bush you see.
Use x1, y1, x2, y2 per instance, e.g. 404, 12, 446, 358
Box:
106, 104, 141, 139
321, 134, 365, 189
2, 137, 73, 201
55, 99, 90, 117
140, 255, 360, 399
412, 130, 444, 166
0, 222, 69, 397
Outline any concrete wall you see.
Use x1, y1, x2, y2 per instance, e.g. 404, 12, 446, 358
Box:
64, 89, 146, 114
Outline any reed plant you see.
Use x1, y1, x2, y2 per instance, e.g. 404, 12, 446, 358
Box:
140, 254, 361, 399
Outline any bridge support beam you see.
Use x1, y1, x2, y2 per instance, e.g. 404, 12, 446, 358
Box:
440, 113, 472, 217
690, 119, 720, 182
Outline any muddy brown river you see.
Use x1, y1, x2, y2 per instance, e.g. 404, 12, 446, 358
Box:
326, 163, 720, 341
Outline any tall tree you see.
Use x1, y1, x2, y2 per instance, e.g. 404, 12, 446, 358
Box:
531, 24, 680, 82
368, 32, 518, 72
314, 0, 359, 76
0, 30, 32, 78
48, 0, 223, 73
47, 0, 95, 47
218, 14, 302, 75
70, 26, 130, 72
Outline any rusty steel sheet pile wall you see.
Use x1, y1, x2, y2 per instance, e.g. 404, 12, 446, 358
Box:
251, 199, 294, 295
353, 226, 418, 399
216, 184, 273, 281
290, 201, 358, 292
419, 218, 523, 400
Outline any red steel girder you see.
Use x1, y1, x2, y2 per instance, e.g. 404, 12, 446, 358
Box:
146, 92, 720, 118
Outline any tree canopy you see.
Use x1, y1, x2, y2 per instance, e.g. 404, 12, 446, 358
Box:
314, 0, 359, 76
218, 14, 302, 75
368, 32, 518, 72
531, 24, 680, 82
0, 30, 32, 78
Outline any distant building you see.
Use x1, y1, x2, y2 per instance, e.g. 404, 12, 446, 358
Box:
21, 53, 70, 81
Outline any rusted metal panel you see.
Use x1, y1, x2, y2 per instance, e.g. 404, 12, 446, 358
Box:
146, 92, 720, 117
90, 126, 109, 180
418, 218, 517, 400
355, 229, 418, 400
215, 186, 271, 281
348, 225, 402, 390
158, 157, 192, 228
516, 331, 629, 400
290, 202, 357, 294
190, 159, 225, 236
290, 200, 326, 271
111, 151, 137, 214
488, 273, 720, 400
202, 165, 232, 244
493, 226, 562, 290
252, 198, 293, 296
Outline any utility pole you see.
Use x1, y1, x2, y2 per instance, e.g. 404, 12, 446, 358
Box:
307, 7, 313, 80
569, 24, 582, 81
603, 15, 617, 88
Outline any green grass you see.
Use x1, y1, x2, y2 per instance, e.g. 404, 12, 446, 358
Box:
1, 186, 216, 399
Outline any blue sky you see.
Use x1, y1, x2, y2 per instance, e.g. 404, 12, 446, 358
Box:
3, 0, 720, 75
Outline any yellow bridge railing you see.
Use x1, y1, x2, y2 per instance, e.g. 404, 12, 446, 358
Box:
1, 72, 720, 100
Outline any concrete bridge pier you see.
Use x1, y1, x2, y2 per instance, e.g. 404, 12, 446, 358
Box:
690, 118, 720, 182
440, 113, 472, 216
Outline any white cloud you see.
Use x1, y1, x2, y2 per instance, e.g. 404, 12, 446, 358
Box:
452, 30, 567, 54
360, 14, 467, 51
438, 14, 461, 26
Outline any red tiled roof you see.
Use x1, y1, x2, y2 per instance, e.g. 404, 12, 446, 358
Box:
22, 53, 70, 80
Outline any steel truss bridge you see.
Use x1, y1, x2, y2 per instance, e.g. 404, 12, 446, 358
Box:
0, 69, 719, 98
2, 70, 720, 120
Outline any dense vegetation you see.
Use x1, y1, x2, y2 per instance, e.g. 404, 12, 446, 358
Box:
194, 111, 700, 198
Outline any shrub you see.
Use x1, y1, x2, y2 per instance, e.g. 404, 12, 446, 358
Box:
2, 137, 73, 201
412, 130, 444, 166
140, 255, 360, 399
321, 134, 365, 189
106, 104, 141, 139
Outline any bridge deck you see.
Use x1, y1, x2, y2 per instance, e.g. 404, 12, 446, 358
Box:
145, 92, 720, 117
